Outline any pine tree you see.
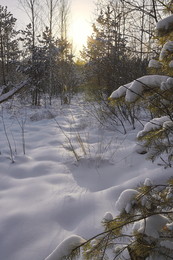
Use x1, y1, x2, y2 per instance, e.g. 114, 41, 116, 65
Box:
0, 5, 20, 86
47, 178, 173, 260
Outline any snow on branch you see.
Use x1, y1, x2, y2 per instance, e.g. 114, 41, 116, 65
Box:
0, 79, 29, 104
148, 59, 162, 68
137, 116, 173, 139
110, 75, 169, 102
161, 77, 173, 90
159, 41, 173, 60
109, 82, 132, 99
44, 235, 86, 260
115, 189, 139, 214
133, 214, 169, 239
156, 14, 173, 36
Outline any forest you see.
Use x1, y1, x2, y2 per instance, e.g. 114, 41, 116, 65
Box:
0, 0, 173, 260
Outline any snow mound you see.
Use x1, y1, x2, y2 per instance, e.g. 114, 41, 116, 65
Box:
115, 189, 139, 213
30, 109, 56, 121
45, 235, 86, 260
134, 143, 147, 154
148, 59, 162, 68
103, 212, 113, 222
144, 178, 153, 187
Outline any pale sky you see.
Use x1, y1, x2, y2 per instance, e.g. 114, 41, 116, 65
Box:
69, 0, 95, 53
0, 0, 95, 53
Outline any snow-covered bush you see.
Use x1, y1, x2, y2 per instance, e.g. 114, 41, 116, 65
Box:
50, 4, 173, 260
63, 178, 173, 260
109, 13, 173, 166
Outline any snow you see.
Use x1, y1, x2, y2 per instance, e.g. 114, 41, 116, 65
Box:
148, 59, 162, 68
134, 143, 147, 154
133, 214, 169, 238
45, 235, 86, 260
163, 120, 173, 130
0, 96, 172, 260
0, 80, 29, 104
144, 178, 153, 186
109, 82, 132, 99
110, 75, 169, 102
137, 116, 170, 138
115, 189, 139, 213
156, 15, 173, 34
160, 240, 173, 249
125, 75, 169, 102
114, 245, 130, 258
160, 77, 173, 90
169, 60, 173, 67
159, 41, 173, 60
166, 222, 173, 231
103, 212, 113, 222
0, 85, 6, 95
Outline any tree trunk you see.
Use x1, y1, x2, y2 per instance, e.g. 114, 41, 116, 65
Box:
0, 34, 6, 85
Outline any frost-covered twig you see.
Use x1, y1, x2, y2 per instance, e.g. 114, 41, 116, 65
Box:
16, 112, 27, 155
1, 109, 14, 163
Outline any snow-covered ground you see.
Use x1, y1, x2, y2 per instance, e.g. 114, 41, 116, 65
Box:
0, 96, 171, 260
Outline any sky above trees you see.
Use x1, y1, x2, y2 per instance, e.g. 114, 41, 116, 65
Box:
1, 0, 95, 53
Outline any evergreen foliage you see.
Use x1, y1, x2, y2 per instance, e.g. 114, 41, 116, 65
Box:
81, 2, 148, 99
0, 6, 20, 85
109, 2, 173, 166
0, 2, 78, 106
63, 2, 173, 260
66, 178, 173, 260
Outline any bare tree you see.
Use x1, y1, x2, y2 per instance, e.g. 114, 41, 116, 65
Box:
43, 0, 62, 104
57, 0, 74, 104
19, 0, 40, 50
18, 0, 42, 105
117, 0, 162, 60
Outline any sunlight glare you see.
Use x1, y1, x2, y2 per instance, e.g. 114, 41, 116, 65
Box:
69, 17, 92, 54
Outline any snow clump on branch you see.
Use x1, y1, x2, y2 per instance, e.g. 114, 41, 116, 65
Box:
110, 75, 169, 102
159, 41, 173, 60
115, 189, 139, 214
133, 214, 169, 239
160, 77, 173, 90
44, 235, 86, 260
148, 59, 162, 68
156, 14, 173, 35
137, 116, 171, 139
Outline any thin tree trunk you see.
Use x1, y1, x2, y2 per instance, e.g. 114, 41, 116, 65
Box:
0, 30, 6, 85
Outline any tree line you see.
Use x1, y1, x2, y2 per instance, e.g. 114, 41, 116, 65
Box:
0, 0, 166, 107
0, 0, 77, 106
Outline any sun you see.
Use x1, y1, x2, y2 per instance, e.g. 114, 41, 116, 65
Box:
69, 17, 92, 54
